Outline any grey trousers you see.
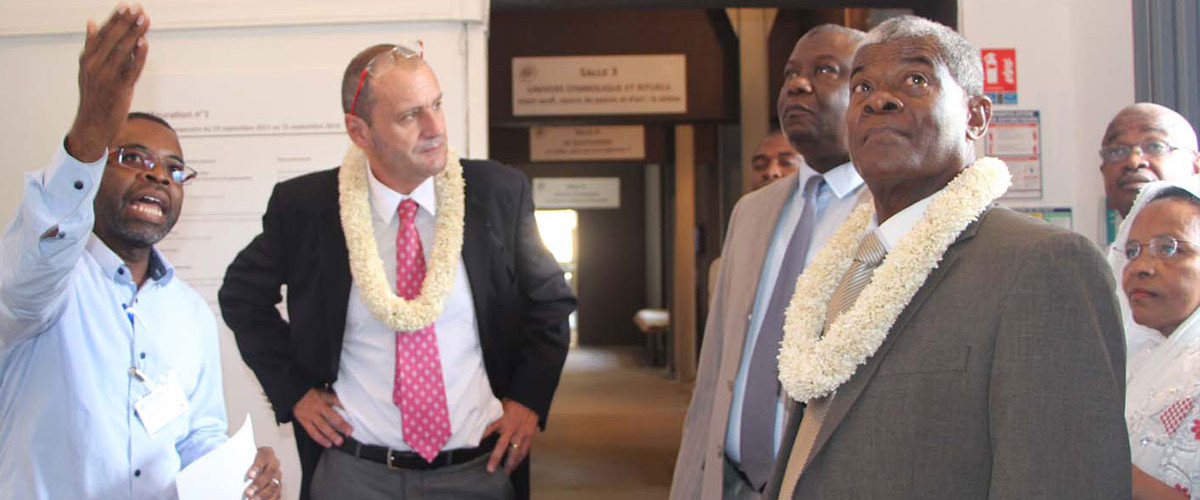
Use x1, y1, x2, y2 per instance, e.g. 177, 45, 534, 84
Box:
310, 447, 514, 500
722, 459, 762, 500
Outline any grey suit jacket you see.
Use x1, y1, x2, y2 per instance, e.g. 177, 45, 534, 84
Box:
670, 174, 867, 500
763, 206, 1131, 499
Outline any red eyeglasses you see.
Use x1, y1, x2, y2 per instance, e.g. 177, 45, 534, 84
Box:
349, 41, 424, 117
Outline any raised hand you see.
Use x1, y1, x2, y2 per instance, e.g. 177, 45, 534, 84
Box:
66, 3, 151, 162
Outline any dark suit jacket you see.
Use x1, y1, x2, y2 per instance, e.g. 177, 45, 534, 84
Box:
764, 206, 1131, 499
218, 160, 576, 500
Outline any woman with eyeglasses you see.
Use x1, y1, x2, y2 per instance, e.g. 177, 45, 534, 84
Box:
1116, 178, 1200, 500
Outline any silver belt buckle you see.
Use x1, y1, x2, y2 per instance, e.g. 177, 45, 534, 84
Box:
386, 450, 406, 471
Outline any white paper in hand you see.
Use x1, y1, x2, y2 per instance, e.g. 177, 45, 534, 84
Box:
177, 414, 257, 500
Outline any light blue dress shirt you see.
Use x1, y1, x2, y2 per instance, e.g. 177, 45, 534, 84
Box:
725, 162, 865, 465
0, 143, 227, 499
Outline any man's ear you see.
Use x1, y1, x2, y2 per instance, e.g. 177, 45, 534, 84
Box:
965, 94, 993, 142
345, 113, 372, 150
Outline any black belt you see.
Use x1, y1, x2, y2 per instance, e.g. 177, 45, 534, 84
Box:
333, 433, 499, 470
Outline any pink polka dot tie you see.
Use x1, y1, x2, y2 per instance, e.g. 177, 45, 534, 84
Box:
393, 199, 451, 463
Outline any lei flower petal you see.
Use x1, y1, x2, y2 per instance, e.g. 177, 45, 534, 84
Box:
777, 158, 1011, 402
338, 144, 466, 331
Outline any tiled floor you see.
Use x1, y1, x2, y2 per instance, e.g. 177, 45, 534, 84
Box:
532, 346, 694, 500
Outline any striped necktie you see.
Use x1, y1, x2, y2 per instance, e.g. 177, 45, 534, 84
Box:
779, 230, 887, 499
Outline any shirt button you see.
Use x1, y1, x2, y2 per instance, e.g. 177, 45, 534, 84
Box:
140, 352, 146, 360
134, 469, 141, 477
73, 180, 84, 190
118, 268, 125, 275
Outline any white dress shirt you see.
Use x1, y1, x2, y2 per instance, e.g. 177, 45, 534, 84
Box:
333, 169, 503, 451
725, 162, 866, 463
873, 193, 937, 250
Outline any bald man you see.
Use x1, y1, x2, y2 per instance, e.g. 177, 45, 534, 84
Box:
1101, 103, 1200, 218
672, 24, 868, 500
1101, 103, 1200, 362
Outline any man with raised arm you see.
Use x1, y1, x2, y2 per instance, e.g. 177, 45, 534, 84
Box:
0, 4, 281, 499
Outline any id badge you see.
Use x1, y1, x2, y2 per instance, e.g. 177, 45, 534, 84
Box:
134, 370, 190, 436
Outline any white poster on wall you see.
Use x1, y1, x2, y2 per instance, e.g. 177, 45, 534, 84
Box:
512, 54, 687, 116
530, 125, 645, 161
140, 69, 350, 303
533, 177, 621, 209
984, 109, 1043, 199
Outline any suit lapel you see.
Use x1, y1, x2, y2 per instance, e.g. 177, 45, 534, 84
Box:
323, 169, 353, 374
461, 173, 491, 340
718, 180, 796, 382
800, 208, 990, 475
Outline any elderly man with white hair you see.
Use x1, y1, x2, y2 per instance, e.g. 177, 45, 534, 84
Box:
763, 15, 1130, 500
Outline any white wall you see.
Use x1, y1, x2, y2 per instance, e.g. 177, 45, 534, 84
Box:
0, 2, 488, 499
960, 0, 1135, 244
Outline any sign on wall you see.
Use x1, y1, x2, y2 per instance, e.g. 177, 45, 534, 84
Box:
530, 125, 645, 162
512, 55, 687, 116
982, 48, 1018, 104
985, 109, 1043, 199
533, 177, 621, 209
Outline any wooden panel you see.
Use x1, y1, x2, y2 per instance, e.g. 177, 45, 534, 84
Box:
672, 124, 697, 381
514, 162, 648, 346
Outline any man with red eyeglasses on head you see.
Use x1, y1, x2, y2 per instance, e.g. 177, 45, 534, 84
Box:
0, 4, 282, 499
220, 42, 575, 500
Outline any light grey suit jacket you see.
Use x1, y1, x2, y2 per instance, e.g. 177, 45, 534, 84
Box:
669, 174, 866, 500
763, 206, 1131, 499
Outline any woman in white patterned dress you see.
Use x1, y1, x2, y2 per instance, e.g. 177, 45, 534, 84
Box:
1118, 178, 1200, 500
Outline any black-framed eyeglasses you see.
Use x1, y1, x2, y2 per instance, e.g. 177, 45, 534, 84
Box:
1099, 140, 1196, 164
108, 147, 198, 185
1124, 234, 1197, 260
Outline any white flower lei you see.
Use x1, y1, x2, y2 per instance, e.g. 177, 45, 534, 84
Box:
338, 144, 465, 331
777, 157, 1011, 402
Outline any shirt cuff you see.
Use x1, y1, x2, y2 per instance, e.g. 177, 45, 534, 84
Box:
41, 138, 106, 216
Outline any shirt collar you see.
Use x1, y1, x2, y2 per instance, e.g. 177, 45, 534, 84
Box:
871, 192, 938, 251
85, 234, 175, 285
796, 161, 865, 199
367, 167, 437, 223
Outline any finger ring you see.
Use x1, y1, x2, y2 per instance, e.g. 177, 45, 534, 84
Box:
271, 477, 281, 487
510, 442, 520, 449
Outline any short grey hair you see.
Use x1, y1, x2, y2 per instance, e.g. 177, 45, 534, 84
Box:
860, 15, 983, 96
801, 24, 867, 45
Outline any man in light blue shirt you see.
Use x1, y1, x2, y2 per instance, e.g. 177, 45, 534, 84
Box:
0, 5, 280, 498
671, 24, 867, 500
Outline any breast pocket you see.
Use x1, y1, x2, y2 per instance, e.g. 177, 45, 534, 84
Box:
876, 344, 972, 375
